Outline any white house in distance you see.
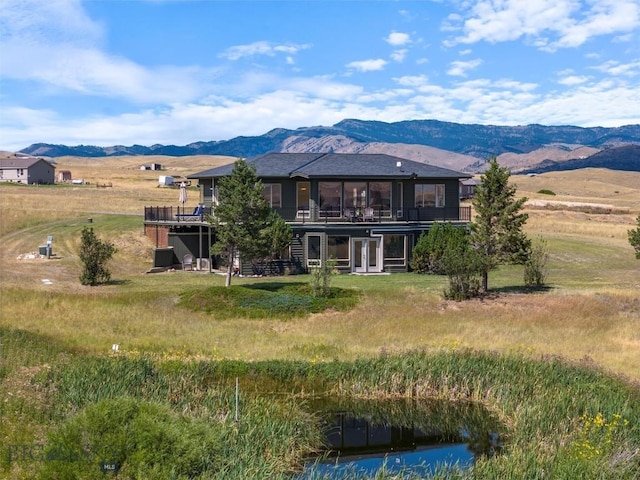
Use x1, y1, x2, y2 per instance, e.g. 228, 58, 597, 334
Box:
0, 156, 56, 184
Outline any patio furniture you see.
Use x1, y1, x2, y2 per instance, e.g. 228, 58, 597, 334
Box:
176, 205, 204, 222
363, 207, 375, 222
182, 254, 194, 271
344, 208, 356, 222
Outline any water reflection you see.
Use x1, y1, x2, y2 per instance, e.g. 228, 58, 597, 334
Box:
300, 398, 503, 478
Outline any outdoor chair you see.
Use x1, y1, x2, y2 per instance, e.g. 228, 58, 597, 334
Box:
363, 207, 375, 222
344, 208, 356, 222
176, 205, 204, 222
182, 254, 194, 271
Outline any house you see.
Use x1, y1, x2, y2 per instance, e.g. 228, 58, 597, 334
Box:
459, 177, 481, 199
0, 157, 55, 184
143, 153, 471, 274
57, 170, 72, 182
141, 163, 162, 171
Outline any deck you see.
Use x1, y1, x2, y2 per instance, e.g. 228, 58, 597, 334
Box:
144, 206, 472, 224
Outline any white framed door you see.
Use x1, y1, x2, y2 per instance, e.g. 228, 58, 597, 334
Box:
352, 237, 382, 273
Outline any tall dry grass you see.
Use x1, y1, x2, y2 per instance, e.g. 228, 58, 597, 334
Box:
1, 164, 639, 379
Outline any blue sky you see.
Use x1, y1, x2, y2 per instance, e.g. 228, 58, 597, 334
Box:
1, 0, 639, 151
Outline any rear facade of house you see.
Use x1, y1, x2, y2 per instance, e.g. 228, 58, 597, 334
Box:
0, 157, 56, 184
143, 153, 472, 274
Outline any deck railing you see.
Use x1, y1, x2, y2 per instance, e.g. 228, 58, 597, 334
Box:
144, 206, 212, 222
144, 205, 471, 224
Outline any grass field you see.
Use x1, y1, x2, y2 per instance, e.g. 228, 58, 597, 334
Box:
1, 159, 638, 376
1, 157, 639, 479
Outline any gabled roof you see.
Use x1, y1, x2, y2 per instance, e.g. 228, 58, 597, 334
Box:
189, 152, 470, 180
0, 157, 53, 169
460, 178, 481, 186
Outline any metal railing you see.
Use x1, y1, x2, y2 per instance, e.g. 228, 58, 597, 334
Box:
144, 206, 211, 222
143, 205, 471, 223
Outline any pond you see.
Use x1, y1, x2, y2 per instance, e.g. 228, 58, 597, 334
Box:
298, 397, 504, 479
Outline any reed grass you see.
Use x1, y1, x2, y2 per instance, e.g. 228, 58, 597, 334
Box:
2, 333, 638, 479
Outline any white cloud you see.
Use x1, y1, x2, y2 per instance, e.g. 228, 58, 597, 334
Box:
0, 0, 104, 47
346, 59, 388, 72
2, 76, 638, 151
219, 41, 311, 60
385, 32, 411, 46
558, 75, 590, 85
445, 0, 640, 51
0, 0, 223, 104
447, 59, 483, 77
390, 49, 408, 62
394, 75, 430, 87
592, 59, 640, 76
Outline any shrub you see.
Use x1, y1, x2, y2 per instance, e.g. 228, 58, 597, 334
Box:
310, 259, 336, 297
524, 238, 549, 287
441, 244, 485, 300
537, 189, 556, 195
410, 223, 469, 274
628, 214, 640, 259
79, 227, 117, 286
38, 398, 223, 480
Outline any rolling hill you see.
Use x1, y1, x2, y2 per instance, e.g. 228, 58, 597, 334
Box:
18, 119, 640, 173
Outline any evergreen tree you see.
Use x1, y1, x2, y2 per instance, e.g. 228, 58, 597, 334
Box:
264, 210, 293, 260
410, 222, 469, 274
79, 227, 117, 286
628, 214, 640, 259
209, 159, 275, 287
470, 158, 531, 291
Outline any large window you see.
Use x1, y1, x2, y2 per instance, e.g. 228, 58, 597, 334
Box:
383, 235, 406, 266
368, 182, 392, 216
319, 182, 342, 217
415, 184, 445, 208
327, 236, 350, 267
262, 183, 281, 208
344, 182, 367, 209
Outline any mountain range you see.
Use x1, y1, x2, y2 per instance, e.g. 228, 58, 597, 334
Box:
19, 119, 640, 173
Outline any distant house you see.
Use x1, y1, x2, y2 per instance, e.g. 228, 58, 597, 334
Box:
57, 170, 72, 182
141, 163, 163, 171
144, 153, 472, 274
459, 178, 481, 199
0, 157, 55, 184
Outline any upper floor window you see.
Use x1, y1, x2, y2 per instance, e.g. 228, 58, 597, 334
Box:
262, 183, 282, 208
415, 184, 445, 207
344, 182, 367, 209
368, 182, 392, 216
319, 182, 342, 217
297, 181, 310, 217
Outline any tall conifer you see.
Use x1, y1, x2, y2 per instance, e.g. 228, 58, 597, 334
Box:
209, 159, 272, 287
470, 158, 531, 291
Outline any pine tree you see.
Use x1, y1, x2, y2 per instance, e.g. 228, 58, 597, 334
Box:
79, 227, 117, 286
209, 158, 274, 287
628, 214, 640, 259
470, 158, 531, 292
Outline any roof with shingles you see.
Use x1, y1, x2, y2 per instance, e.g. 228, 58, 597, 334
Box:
0, 157, 52, 169
189, 152, 470, 180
